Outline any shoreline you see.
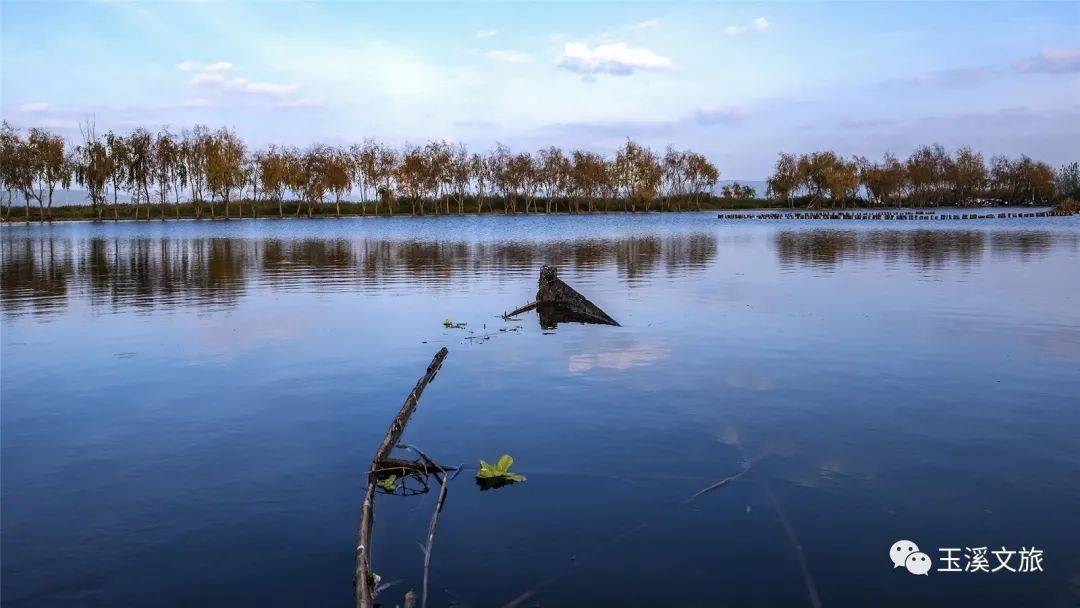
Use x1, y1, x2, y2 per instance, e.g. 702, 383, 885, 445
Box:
0, 203, 1068, 225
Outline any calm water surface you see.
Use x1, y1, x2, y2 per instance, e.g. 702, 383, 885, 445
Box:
3, 213, 1079, 607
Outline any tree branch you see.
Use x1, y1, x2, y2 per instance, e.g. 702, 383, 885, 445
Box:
355, 347, 449, 608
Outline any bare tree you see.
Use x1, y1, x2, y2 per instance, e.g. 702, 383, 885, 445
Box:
74, 119, 110, 220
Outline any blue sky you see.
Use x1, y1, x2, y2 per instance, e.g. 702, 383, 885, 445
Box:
2, 1, 1078, 178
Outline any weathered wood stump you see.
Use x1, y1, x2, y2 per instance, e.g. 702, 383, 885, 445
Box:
504, 265, 619, 328
537, 265, 619, 327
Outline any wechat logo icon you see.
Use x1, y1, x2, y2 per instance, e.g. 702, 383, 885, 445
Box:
891, 540, 931, 575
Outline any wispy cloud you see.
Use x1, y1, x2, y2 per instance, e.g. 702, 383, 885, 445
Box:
190, 71, 227, 86
476, 28, 499, 38
18, 102, 49, 113
240, 80, 299, 96
1016, 47, 1080, 74
724, 16, 772, 36
627, 19, 661, 31
485, 50, 532, 64
176, 60, 232, 73
180, 62, 298, 97
557, 42, 673, 78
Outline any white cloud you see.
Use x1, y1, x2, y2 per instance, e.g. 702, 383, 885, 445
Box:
724, 17, 772, 36
189, 71, 298, 97
241, 81, 299, 96
476, 29, 499, 38
176, 60, 232, 72
557, 42, 673, 77
190, 71, 227, 85
628, 19, 661, 31
18, 102, 49, 113
485, 50, 532, 64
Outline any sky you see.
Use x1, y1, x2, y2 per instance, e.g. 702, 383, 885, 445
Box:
2, 1, 1078, 179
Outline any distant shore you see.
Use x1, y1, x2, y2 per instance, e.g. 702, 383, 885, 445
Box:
1, 197, 1071, 224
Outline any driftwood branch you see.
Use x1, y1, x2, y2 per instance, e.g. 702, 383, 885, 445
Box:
502, 300, 538, 319
682, 450, 771, 505
421, 465, 449, 608
372, 457, 458, 477
355, 347, 449, 608
398, 442, 455, 608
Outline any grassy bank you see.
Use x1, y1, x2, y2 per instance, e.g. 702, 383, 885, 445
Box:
2, 196, 781, 222
1, 195, 1065, 223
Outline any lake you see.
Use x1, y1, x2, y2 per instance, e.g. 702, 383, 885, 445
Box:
2, 212, 1079, 607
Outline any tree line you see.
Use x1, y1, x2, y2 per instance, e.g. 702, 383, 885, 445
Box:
766, 146, 1079, 208
2, 121, 1076, 222
0, 121, 720, 221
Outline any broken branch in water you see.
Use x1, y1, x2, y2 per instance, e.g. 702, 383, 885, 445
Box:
355, 347, 449, 608
682, 449, 771, 505
398, 442, 461, 608
422, 461, 449, 608
502, 300, 538, 319
372, 457, 458, 478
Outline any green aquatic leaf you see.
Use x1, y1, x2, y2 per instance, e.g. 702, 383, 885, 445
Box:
495, 455, 514, 473
475, 454, 524, 483
378, 475, 398, 491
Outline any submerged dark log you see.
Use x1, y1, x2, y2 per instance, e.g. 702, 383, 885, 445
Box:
505, 265, 619, 328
